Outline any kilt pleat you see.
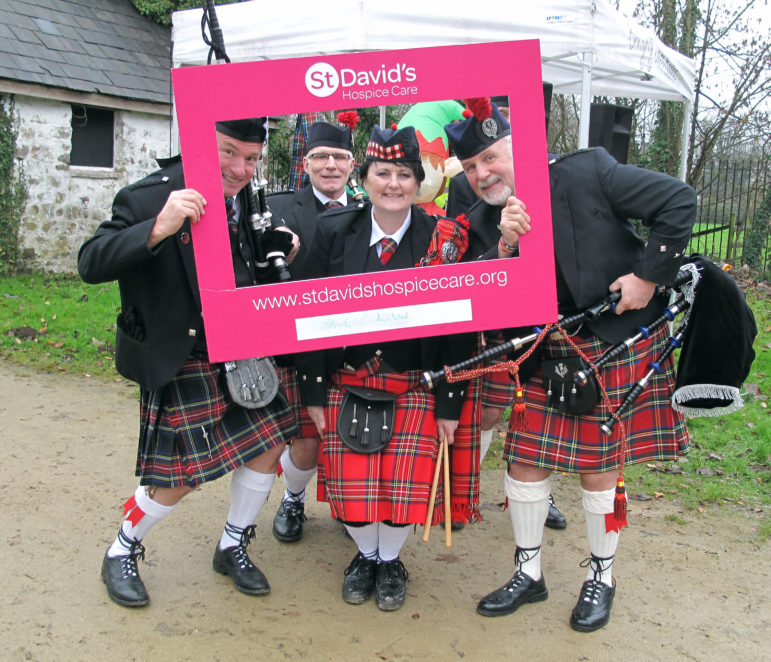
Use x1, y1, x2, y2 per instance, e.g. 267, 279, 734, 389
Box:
445, 375, 481, 525
317, 358, 439, 525
504, 324, 689, 474
137, 358, 298, 487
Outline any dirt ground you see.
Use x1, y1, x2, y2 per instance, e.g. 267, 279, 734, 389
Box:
0, 361, 768, 662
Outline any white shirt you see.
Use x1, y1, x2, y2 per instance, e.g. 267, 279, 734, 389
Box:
313, 187, 347, 208
369, 208, 412, 258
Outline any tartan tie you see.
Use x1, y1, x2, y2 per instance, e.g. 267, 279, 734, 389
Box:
325, 200, 343, 209
379, 237, 397, 265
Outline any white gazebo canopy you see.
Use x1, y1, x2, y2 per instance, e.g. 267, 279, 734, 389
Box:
172, 0, 696, 177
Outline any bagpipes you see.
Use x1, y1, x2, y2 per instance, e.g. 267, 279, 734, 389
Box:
247, 160, 293, 283
421, 265, 699, 533
424, 254, 757, 429
421, 267, 697, 428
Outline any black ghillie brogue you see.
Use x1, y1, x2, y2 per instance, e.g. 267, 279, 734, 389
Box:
545, 493, 567, 530
213, 523, 270, 595
101, 533, 149, 608
341, 552, 377, 605
570, 555, 616, 632
375, 558, 409, 612
272, 492, 307, 543
477, 546, 548, 617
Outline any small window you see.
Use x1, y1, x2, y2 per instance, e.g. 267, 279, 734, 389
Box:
70, 105, 114, 167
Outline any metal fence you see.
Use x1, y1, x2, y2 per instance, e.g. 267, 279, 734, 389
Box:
689, 158, 771, 276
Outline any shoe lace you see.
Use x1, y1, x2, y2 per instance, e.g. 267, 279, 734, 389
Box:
579, 554, 614, 584
224, 522, 257, 552
345, 552, 375, 576
117, 528, 145, 579
504, 572, 530, 592
578, 579, 605, 605
378, 558, 408, 582
282, 497, 308, 522
514, 545, 541, 568
229, 544, 256, 570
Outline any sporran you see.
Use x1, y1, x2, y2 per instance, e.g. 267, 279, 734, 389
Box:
541, 356, 600, 415
337, 385, 397, 454
223, 357, 279, 409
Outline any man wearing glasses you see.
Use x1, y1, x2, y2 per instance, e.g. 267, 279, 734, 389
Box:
268, 120, 359, 543
269, 121, 358, 278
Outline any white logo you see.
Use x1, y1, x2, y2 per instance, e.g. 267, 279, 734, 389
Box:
305, 62, 339, 97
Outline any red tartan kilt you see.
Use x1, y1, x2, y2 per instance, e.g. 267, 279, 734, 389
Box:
504, 325, 689, 474
137, 358, 297, 487
318, 360, 439, 524
481, 368, 517, 409
277, 365, 320, 439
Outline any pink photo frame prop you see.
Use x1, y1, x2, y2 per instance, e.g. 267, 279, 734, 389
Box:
172, 40, 556, 361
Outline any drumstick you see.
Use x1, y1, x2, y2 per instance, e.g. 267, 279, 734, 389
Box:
442, 436, 452, 547
421, 436, 444, 542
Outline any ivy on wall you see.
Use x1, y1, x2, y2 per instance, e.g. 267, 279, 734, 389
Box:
0, 95, 28, 275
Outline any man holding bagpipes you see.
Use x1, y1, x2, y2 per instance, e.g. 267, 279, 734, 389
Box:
79, 118, 300, 608
443, 99, 697, 631
443, 92, 568, 532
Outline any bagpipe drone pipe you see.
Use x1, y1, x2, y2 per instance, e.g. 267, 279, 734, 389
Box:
246, 161, 293, 283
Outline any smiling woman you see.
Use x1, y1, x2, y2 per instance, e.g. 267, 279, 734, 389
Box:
294, 123, 473, 612
361, 159, 422, 230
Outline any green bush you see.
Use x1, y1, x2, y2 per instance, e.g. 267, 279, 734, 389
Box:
744, 190, 771, 271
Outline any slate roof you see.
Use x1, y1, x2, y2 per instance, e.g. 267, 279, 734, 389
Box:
0, 0, 171, 105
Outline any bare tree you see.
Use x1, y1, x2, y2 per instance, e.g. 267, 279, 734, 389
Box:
628, 0, 770, 183
686, 0, 770, 183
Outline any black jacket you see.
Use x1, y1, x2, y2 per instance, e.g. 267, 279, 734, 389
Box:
268, 186, 356, 277
78, 156, 204, 390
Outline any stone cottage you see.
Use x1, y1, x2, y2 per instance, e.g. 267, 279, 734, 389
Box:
0, 0, 172, 273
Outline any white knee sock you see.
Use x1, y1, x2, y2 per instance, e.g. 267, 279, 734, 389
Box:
219, 466, 275, 549
107, 485, 177, 557
480, 429, 494, 461
280, 445, 316, 503
376, 523, 411, 562
581, 486, 619, 586
344, 522, 379, 559
504, 473, 551, 580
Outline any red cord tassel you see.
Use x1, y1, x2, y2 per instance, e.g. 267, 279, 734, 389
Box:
510, 387, 528, 431
605, 477, 628, 532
